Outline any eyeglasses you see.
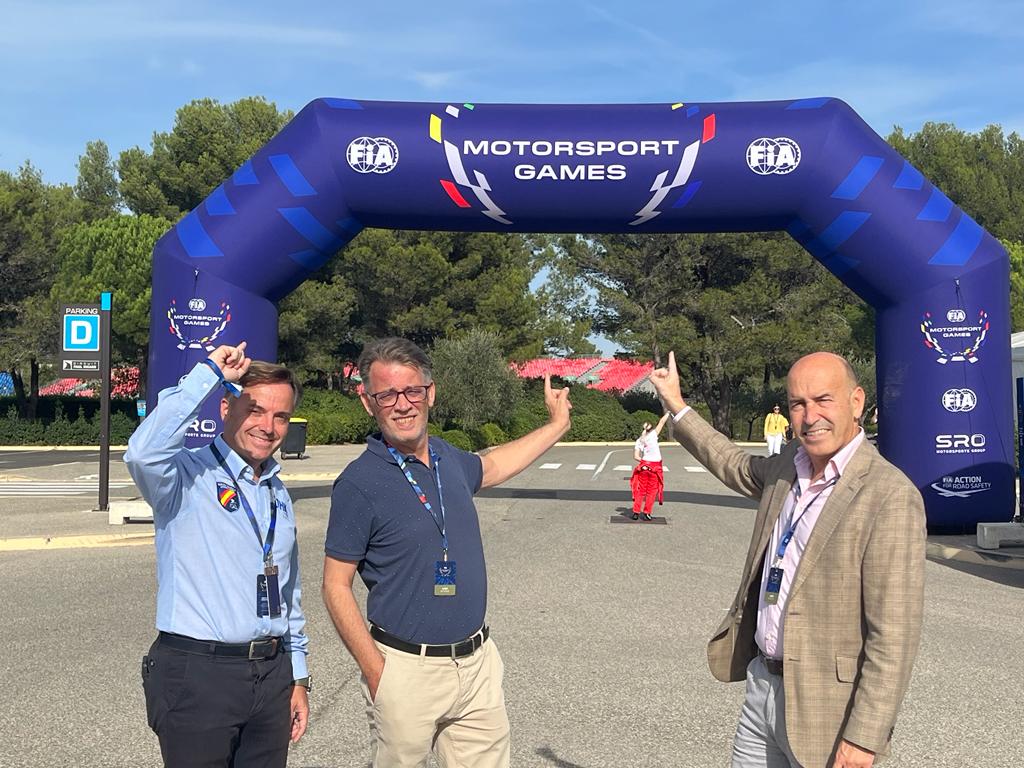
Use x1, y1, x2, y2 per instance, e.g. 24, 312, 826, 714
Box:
367, 383, 433, 408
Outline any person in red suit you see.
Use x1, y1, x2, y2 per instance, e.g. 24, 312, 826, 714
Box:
630, 412, 670, 520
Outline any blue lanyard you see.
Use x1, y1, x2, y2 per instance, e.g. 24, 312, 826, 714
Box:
773, 477, 839, 563
387, 443, 448, 558
210, 442, 277, 565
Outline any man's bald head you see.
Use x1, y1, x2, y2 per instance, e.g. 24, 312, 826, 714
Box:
785, 351, 865, 475
787, 352, 858, 393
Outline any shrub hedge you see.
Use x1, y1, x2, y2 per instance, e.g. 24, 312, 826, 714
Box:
0, 382, 693, 450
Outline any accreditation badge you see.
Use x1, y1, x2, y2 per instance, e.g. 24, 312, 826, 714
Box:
764, 566, 784, 606
257, 564, 282, 618
434, 560, 456, 597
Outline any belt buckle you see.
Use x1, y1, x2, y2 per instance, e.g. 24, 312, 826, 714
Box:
249, 639, 275, 660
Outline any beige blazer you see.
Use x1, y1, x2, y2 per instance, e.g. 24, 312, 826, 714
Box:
673, 411, 926, 767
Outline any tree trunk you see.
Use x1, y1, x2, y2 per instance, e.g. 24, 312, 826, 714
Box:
138, 346, 149, 399
11, 367, 28, 419
29, 358, 39, 420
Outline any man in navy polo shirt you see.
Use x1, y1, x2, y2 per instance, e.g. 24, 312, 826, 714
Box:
323, 337, 572, 768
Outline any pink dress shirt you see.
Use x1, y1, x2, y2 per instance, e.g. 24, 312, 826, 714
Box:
755, 430, 866, 659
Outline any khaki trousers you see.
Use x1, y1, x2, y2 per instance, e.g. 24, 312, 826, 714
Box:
360, 637, 510, 768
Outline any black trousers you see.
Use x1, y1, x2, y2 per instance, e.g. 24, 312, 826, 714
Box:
141, 635, 294, 768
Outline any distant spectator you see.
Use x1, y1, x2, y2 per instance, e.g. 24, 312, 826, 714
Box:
763, 404, 789, 456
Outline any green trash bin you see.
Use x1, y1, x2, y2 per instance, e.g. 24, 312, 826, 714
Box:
281, 418, 308, 459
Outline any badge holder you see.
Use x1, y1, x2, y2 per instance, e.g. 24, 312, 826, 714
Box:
434, 552, 456, 597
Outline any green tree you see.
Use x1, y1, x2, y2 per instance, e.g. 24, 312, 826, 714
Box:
0, 164, 81, 417
332, 230, 543, 358
430, 328, 523, 431
277, 276, 358, 388
572, 232, 868, 435
118, 97, 292, 219
1007, 240, 1024, 332
530, 235, 598, 356
888, 123, 1024, 242
51, 214, 173, 387
75, 140, 120, 221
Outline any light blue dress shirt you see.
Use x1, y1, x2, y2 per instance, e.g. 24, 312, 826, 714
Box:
125, 362, 308, 679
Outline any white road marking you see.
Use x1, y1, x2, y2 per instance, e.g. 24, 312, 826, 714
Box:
0, 481, 133, 497
575, 464, 596, 471
613, 465, 633, 472
539, 463, 562, 470
591, 450, 615, 480
684, 466, 707, 473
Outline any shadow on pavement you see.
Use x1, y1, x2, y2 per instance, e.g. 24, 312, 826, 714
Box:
289, 483, 757, 511
535, 745, 588, 768
927, 555, 1024, 589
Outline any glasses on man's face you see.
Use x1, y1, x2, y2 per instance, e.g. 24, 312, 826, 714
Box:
368, 383, 433, 408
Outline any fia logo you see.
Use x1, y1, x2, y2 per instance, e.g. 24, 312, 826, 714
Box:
347, 137, 399, 174
746, 137, 801, 175
188, 298, 207, 312
941, 388, 977, 413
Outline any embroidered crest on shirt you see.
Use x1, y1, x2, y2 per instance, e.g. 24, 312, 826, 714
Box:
217, 482, 240, 512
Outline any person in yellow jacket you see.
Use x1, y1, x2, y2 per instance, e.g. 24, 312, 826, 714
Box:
763, 404, 789, 456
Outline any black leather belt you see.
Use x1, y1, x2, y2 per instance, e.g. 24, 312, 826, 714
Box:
159, 632, 282, 660
759, 652, 784, 676
371, 625, 489, 658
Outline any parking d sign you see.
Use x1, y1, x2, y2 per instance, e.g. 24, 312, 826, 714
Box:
59, 304, 104, 378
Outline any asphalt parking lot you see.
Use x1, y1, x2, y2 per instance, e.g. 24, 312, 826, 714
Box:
1, 444, 1022, 767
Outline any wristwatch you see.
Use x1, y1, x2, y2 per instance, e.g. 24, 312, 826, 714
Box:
293, 676, 313, 691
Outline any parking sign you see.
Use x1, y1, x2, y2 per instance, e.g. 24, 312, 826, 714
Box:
59, 305, 105, 378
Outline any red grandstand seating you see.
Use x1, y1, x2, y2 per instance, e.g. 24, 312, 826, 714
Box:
39, 366, 143, 399
39, 378, 88, 396
511, 358, 601, 380
511, 358, 652, 392
590, 359, 653, 392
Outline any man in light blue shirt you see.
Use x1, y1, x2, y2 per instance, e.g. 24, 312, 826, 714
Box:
126, 342, 310, 768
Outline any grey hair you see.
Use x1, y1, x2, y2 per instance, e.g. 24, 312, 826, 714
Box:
357, 337, 433, 391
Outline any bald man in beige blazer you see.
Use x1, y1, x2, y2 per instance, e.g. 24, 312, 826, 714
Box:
651, 352, 925, 768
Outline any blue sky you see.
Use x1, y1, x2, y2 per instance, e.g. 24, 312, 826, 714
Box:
2, 0, 1022, 186
3, 1, 1021, 355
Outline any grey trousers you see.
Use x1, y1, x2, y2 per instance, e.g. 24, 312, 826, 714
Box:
731, 655, 802, 768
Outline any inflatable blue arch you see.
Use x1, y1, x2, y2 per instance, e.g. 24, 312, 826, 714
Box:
147, 97, 1013, 530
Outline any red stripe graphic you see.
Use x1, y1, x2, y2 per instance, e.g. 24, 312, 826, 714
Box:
440, 179, 471, 208
702, 114, 716, 143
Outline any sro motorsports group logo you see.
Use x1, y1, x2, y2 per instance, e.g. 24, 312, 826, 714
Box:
347, 136, 399, 174
934, 433, 986, 455
941, 388, 977, 413
746, 137, 801, 175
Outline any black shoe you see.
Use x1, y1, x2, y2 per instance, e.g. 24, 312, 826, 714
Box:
642, 514, 653, 521
632, 513, 640, 520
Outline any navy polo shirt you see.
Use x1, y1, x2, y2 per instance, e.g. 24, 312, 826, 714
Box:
325, 434, 486, 645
